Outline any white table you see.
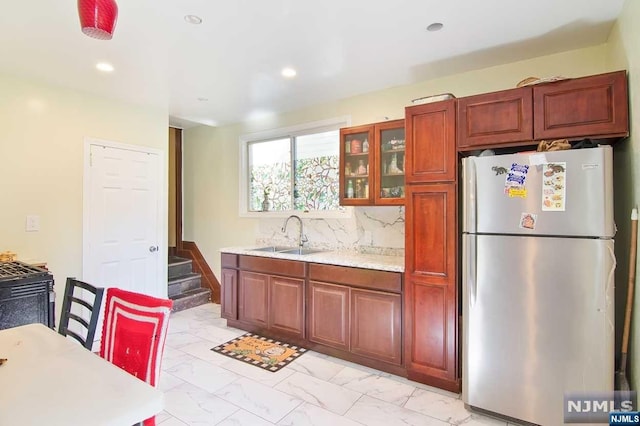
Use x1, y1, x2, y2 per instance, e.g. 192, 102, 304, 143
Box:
0, 323, 164, 426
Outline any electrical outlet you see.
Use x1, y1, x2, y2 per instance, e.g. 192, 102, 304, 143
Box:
26, 215, 40, 232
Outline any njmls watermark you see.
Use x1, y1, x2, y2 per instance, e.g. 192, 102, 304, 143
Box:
564, 391, 637, 423
609, 412, 640, 425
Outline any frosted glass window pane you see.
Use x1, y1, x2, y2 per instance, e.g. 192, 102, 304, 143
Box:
294, 131, 339, 211
248, 138, 292, 211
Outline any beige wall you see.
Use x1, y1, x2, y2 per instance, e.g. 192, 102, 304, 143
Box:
0, 72, 169, 319
605, 0, 640, 390
183, 44, 611, 280
168, 127, 178, 247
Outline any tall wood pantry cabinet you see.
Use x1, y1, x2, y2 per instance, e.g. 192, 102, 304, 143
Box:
404, 99, 460, 392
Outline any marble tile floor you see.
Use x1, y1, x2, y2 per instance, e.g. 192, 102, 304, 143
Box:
157, 303, 518, 426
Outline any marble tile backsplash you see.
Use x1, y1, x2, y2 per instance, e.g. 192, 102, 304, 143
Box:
255, 206, 405, 256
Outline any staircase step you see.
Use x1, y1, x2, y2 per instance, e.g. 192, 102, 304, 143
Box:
168, 272, 202, 297
168, 256, 193, 278
170, 288, 211, 312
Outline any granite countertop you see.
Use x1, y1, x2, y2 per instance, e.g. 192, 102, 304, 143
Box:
221, 246, 404, 273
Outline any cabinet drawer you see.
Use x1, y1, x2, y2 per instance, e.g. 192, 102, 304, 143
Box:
239, 255, 306, 278
308, 263, 401, 293
457, 87, 533, 149
221, 253, 238, 268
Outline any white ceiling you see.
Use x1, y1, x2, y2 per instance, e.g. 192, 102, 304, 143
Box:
0, 1, 625, 128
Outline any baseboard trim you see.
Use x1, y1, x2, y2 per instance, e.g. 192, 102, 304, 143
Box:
176, 241, 220, 303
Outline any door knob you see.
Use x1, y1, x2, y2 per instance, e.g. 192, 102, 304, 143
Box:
149, 246, 158, 252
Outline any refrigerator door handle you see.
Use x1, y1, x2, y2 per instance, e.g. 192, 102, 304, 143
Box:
462, 157, 477, 233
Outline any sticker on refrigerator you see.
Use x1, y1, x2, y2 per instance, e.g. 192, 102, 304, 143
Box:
504, 163, 529, 196
528, 153, 547, 166
542, 162, 566, 211
519, 213, 537, 230
508, 188, 527, 198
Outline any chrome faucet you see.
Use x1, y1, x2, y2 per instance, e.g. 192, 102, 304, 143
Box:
281, 215, 308, 247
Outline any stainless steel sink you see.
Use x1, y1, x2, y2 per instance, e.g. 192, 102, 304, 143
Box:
252, 246, 295, 252
278, 248, 325, 255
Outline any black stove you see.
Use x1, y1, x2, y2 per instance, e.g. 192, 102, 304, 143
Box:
0, 261, 55, 330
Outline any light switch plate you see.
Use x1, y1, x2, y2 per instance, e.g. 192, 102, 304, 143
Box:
26, 215, 40, 232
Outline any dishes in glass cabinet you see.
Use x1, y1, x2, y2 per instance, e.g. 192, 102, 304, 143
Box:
382, 138, 405, 152
381, 186, 404, 198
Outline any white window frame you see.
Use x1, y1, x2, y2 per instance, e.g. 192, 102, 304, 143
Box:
239, 116, 353, 218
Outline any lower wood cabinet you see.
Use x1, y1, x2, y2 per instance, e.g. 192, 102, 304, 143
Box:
350, 288, 401, 365
269, 276, 305, 338
238, 271, 305, 339
308, 263, 403, 366
221, 254, 404, 376
220, 268, 238, 320
221, 253, 239, 321
308, 281, 350, 351
238, 271, 269, 328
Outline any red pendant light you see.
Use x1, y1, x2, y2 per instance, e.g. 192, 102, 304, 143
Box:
78, 0, 118, 40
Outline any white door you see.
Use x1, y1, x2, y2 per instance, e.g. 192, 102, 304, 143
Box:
83, 140, 165, 298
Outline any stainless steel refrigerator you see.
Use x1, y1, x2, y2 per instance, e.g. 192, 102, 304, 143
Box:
462, 146, 615, 425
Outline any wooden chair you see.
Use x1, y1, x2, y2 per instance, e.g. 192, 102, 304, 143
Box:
58, 277, 105, 350
99, 287, 173, 426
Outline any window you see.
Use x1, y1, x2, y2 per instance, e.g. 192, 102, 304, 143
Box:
240, 117, 350, 217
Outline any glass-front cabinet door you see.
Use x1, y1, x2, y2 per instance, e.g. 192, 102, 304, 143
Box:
340, 125, 374, 205
374, 120, 405, 205
339, 120, 405, 206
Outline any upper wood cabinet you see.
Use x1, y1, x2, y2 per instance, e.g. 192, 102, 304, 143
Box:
533, 70, 629, 140
456, 70, 629, 150
457, 87, 533, 149
405, 99, 456, 183
340, 119, 405, 206
340, 124, 374, 206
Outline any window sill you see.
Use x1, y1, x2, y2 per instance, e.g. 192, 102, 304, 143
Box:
239, 207, 354, 219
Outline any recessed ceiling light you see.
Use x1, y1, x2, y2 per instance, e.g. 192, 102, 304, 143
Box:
197, 97, 208, 102
427, 22, 444, 32
96, 62, 114, 73
184, 15, 203, 25
281, 67, 297, 78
